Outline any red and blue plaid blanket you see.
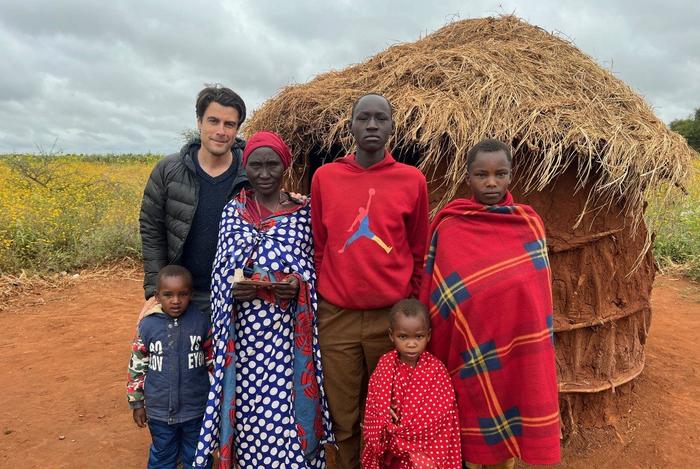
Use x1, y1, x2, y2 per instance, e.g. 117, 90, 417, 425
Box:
419, 191, 560, 465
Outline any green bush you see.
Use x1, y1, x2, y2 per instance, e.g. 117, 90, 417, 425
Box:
648, 160, 700, 281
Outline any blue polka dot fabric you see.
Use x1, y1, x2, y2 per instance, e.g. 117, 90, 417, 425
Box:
193, 191, 334, 468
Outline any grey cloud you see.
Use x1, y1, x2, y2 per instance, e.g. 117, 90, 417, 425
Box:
0, 29, 43, 101
0, 0, 697, 153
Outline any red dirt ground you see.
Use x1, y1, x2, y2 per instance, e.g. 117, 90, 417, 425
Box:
0, 273, 698, 468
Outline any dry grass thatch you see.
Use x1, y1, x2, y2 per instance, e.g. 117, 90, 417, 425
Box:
245, 15, 694, 219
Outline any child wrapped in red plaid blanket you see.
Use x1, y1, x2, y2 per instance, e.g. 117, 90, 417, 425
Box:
362, 299, 462, 468
419, 140, 560, 467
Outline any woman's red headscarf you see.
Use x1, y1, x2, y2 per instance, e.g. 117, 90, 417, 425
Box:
242, 131, 292, 168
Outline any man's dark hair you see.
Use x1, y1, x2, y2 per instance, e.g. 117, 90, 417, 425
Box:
156, 265, 193, 291
466, 139, 513, 170
195, 84, 247, 125
351, 92, 393, 119
389, 299, 430, 329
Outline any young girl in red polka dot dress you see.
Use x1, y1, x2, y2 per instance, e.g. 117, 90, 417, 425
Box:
362, 299, 461, 468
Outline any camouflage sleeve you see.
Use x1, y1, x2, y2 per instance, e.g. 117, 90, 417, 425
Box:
127, 330, 149, 409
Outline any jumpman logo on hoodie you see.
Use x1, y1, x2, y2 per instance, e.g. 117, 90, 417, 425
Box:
338, 188, 393, 254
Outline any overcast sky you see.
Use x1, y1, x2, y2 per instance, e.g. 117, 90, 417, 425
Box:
0, 0, 698, 155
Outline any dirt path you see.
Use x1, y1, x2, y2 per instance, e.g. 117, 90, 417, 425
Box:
0, 273, 698, 468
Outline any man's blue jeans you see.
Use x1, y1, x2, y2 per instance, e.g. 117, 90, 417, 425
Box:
147, 417, 210, 468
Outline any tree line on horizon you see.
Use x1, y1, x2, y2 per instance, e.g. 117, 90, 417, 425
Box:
671, 108, 700, 153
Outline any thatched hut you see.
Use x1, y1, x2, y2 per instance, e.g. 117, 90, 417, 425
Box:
245, 15, 694, 433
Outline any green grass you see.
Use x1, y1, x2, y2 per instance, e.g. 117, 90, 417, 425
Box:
647, 160, 700, 281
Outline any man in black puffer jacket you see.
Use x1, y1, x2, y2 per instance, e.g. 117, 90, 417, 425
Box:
139, 85, 248, 313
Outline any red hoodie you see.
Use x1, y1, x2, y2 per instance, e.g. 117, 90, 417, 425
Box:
311, 151, 429, 310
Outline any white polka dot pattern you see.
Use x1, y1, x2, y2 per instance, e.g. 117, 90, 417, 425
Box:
361, 350, 462, 468
193, 193, 334, 468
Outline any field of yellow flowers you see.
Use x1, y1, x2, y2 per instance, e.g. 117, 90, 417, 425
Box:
0, 154, 159, 274
0, 154, 698, 280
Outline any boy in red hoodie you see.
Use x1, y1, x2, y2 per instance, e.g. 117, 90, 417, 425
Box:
311, 93, 429, 468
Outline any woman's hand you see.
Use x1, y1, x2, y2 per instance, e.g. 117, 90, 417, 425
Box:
272, 275, 299, 301
232, 282, 258, 301
285, 191, 308, 203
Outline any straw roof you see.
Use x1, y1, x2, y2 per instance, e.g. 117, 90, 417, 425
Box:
246, 15, 694, 217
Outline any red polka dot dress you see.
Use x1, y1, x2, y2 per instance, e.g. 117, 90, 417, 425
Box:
362, 350, 461, 468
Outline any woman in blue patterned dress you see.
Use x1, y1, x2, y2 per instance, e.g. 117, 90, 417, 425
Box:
194, 131, 333, 468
